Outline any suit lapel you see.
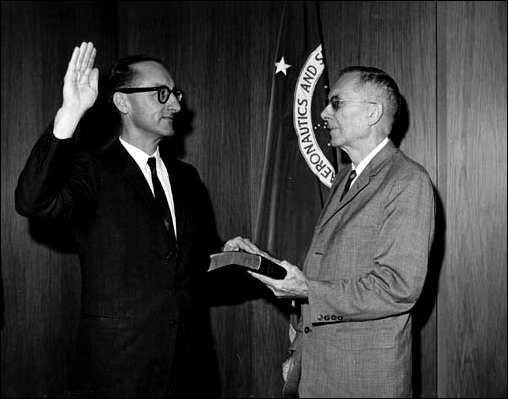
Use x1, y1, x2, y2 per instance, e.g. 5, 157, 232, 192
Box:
318, 170, 369, 227
108, 140, 186, 248
318, 141, 397, 228
108, 140, 162, 218
316, 167, 350, 225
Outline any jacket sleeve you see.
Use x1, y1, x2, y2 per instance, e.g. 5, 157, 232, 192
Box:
15, 123, 95, 223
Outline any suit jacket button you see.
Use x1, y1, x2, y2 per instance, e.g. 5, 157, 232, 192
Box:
331, 315, 337, 320
165, 252, 173, 259
337, 316, 343, 321
317, 314, 323, 321
324, 315, 330, 321
304, 326, 312, 333
169, 320, 178, 328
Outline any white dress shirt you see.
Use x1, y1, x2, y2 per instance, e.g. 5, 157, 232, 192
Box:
349, 137, 389, 185
119, 137, 177, 237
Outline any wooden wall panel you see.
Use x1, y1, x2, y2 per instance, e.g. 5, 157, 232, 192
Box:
1, 1, 117, 397
320, 2, 438, 397
437, 2, 507, 397
2, 5, 56, 396
2, 1, 507, 398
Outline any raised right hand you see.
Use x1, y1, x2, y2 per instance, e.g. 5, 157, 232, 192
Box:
53, 42, 99, 138
62, 42, 99, 116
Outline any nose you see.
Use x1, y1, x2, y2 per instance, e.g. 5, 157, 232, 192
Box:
320, 103, 332, 122
166, 94, 181, 113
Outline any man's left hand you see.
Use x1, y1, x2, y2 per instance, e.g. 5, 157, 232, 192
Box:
248, 260, 308, 299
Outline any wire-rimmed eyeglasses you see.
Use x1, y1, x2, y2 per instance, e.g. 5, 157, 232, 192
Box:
116, 86, 184, 104
327, 97, 378, 111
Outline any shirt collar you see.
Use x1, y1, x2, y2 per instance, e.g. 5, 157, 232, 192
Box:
119, 137, 159, 170
353, 137, 389, 177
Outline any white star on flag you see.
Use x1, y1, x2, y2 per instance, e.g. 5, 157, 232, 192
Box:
274, 56, 291, 75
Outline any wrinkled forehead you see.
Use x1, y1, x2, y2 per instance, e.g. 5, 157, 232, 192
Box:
131, 60, 174, 86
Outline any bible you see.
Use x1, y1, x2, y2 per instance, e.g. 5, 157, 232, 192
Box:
208, 251, 287, 279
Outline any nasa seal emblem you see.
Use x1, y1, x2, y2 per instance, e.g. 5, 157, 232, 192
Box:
293, 44, 335, 188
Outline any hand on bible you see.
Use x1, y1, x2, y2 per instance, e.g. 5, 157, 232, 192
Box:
222, 236, 272, 259
247, 259, 309, 299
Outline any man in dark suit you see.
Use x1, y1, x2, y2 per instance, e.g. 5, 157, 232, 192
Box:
15, 42, 221, 398
224, 66, 435, 397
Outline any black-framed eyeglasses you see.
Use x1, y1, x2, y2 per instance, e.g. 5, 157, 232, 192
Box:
116, 86, 184, 104
327, 97, 378, 111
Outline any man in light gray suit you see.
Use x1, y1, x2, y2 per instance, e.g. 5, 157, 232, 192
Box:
224, 66, 435, 398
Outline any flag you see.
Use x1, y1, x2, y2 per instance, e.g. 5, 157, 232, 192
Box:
250, 3, 334, 394
254, 0, 334, 270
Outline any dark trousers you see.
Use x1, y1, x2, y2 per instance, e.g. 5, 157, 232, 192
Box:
165, 325, 218, 398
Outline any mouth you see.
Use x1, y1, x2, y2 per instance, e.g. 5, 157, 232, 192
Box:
324, 122, 338, 132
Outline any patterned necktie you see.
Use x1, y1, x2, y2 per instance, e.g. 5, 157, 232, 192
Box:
147, 157, 177, 247
340, 169, 357, 201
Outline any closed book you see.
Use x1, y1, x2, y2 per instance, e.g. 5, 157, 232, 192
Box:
208, 251, 287, 279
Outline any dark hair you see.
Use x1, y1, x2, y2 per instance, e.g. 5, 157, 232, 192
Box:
339, 66, 401, 125
106, 55, 164, 109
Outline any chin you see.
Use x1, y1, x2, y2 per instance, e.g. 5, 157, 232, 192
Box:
160, 127, 175, 137
329, 138, 340, 148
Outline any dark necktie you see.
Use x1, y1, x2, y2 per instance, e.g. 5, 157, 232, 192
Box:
340, 169, 357, 201
147, 157, 177, 247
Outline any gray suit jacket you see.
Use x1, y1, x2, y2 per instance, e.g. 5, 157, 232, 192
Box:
288, 140, 435, 398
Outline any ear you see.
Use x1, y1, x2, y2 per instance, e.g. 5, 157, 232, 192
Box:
113, 92, 129, 114
368, 102, 383, 126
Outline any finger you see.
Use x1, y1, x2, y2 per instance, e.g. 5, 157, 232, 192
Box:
87, 47, 97, 70
81, 47, 96, 80
75, 42, 87, 71
228, 236, 249, 251
82, 43, 94, 72
68, 46, 79, 68
247, 270, 275, 284
242, 239, 273, 259
75, 42, 89, 81
79, 44, 95, 83
222, 243, 237, 252
262, 252, 279, 263
242, 238, 262, 253
64, 47, 79, 80
222, 238, 240, 251
246, 270, 260, 279
247, 272, 281, 296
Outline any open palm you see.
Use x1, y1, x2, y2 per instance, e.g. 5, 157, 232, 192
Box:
62, 42, 99, 116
